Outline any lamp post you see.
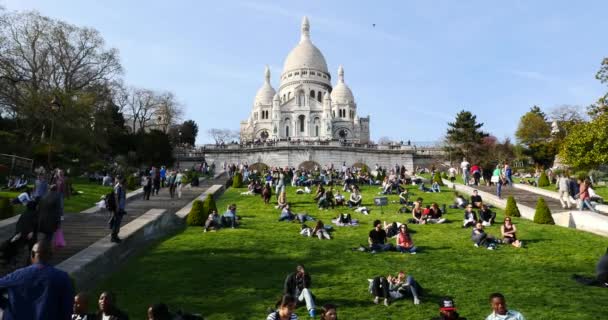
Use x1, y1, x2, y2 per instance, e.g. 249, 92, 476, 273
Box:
48, 96, 61, 169
177, 129, 182, 169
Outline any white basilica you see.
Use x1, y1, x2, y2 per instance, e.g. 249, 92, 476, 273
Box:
240, 17, 370, 143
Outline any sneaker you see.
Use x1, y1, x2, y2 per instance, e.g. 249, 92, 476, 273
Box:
487, 246, 494, 250
309, 309, 316, 317
410, 251, 417, 255
373, 297, 379, 304
370, 250, 377, 254
384, 298, 389, 306
474, 243, 479, 247
413, 297, 420, 305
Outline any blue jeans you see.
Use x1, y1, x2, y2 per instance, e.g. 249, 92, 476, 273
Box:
370, 243, 392, 252
496, 183, 502, 198
579, 199, 597, 212
397, 246, 417, 254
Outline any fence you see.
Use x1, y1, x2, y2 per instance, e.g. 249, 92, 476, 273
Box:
0, 154, 34, 177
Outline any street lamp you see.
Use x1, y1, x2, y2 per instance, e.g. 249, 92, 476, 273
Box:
48, 96, 61, 169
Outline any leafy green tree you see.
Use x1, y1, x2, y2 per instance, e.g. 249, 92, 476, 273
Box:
515, 106, 557, 168
559, 113, 608, 169
445, 110, 489, 162
533, 198, 554, 225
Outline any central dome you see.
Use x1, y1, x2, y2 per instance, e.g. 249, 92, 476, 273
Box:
282, 17, 328, 74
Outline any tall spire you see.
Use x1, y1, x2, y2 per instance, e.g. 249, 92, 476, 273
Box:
264, 65, 271, 84
338, 65, 344, 83
300, 16, 310, 42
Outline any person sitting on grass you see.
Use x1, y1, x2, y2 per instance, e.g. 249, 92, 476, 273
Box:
331, 213, 358, 226
276, 191, 288, 209
470, 190, 483, 209
462, 205, 477, 228
262, 184, 272, 204
368, 271, 422, 306
283, 265, 316, 318
431, 296, 468, 320
471, 222, 497, 250
312, 220, 332, 240
396, 224, 417, 254
97, 291, 129, 320
418, 183, 433, 193
204, 210, 221, 232
431, 181, 441, 193
485, 293, 526, 320
348, 188, 362, 208
325, 187, 335, 208
479, 204, 496, 227
267, 295, 299, 320
334, 191, 345, 206
501, 217, 522, 248
72, 292, 97, 320
399, 189, 410, 205
279, 204, 296, 222
450, 192, 468, 209
427, 203, 446, 224
409, 198, 426, 224
222, 204, 238, 228
368, 220, 393, 253
320, 304, 338, 320
313, 184, 325, 201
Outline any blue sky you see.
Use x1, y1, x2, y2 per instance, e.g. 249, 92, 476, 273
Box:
4, 0, 607, 144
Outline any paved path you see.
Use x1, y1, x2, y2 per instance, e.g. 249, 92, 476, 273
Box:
1, 175, 228, 276
471, 183, 567, 213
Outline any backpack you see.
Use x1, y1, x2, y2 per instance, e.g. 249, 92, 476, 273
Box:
105, 190, 116, 211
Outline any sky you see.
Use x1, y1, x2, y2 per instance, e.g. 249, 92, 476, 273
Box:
3, 0, 607, 144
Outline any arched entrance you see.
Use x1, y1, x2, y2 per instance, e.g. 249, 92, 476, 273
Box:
298, 161, 321, 171
249, 162, 269, 173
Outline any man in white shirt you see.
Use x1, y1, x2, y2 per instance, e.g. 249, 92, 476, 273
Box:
556, 173, 571, 209
485, 293, 525, 320
460, 158, 470, 185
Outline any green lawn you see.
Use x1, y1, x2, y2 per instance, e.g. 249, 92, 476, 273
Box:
0, 178, 111, 216
96, 184, 608, 320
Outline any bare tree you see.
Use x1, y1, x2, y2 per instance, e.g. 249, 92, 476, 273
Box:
548, 104, 586, 123
208, 128, 238, 144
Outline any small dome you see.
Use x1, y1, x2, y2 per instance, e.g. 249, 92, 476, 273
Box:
330, 65, 354, 103
282, 17, 329, 74
254, 66, 276, 105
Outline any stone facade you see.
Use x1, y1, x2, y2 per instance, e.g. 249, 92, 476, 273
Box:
240, 17, 370, 143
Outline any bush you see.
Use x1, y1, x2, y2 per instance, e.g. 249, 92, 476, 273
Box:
538, 171, 550, 187
126, 175, 138, 190
441, 171, 448, 179
433, 172, 444, 186
232, 172, 243, 188
533, 197, 554, 225
186, 200, 205, 226
575, 171, 588, 181
203, 194, 218, 217
0, 198, 15, 219
504, 196, 520, 217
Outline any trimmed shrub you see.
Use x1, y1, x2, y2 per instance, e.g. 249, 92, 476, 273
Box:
537, 171, 550, 187
533, 197, 554, 225
433, 172, 444, 186
441, 171, 448, 179
202, 194, 218, 217
232, 172, 243, 188
186, 200, 205, 226
0, 198, 15, 219
504, 196, 520, 217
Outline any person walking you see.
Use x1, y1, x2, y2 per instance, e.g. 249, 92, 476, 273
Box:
167, 172, 176, 199
492, 165, 503, 199
110, 177, 127, 243
460, 158, 470, 186
0, 240, 74, 320
142, 174, 152, 201
175, 170, 184, 199
556, 173, 571, 209
38, 184, 63, 241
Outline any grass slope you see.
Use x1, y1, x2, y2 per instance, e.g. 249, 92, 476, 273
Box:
97, 184, 608, 320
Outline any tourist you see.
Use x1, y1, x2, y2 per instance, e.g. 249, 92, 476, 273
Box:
283, 265, 316, 317
110, 177, 127, 243
277, 191, 288, 209
471, 164, 481, 186
576, 178, 597, 212
334, 191, 345, 206
399, 189, 410, 205
53, 169, 69, 214
97, 291, 129, 320
368, 219, 393, 253
147, 303, 171, 320
204, 210, 221, 232
222, 204, 238, 228
160, 166, 167, 188
501, 217, 522, 248
32, 175, 48, 201
479, 204, 496, 227
460, 158, 470, 185
427, 203, 446, 224
332, 213, 358, 226
14, 199, 39, 257
319, 304, 337, 320
471, 222, 496, 250
276, 171, 285, 195
451, 192, 468, 209
312, 220, 331, 240
485, 293, 525, 320
470, 190, 483, 209
431, 180, 441, 193
266, 295, 298, 320
102, 173, 113, 187
72, 292, 97, 320
279, 204, 296, 222
167, 171, 176, 198
0, 240, 74, 320
448, 166, 457, 183
38, 184, 63, 240
175, 170, 184, 199
142, 174, 152, 201
396, 224, 417, 254
14, 174, 28, 190
262, 183, 272, 204
369, 271, 421, 306
431, 297, 467, 320
348, 188, 362, 208
492, 165, 503, 198
504, 163, 513, 186
410, 198, 425, 224
153, 168, 161, 195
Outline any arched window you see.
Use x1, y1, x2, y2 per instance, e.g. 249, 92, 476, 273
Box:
317, 91, 322, 102
315, 126, 319, 136
286, 126, 290, 137
297, 91, 305, 106
298, 115, 305, 132
310, 90, 315, 98
287, 92, 291, 100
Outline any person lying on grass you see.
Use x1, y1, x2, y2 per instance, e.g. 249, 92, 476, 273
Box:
368, 219, 393, 253
331, 213, 358, 226
312, 220, 331, 240
471, 222, 497, 250
279, 204, 315, 223
501, 217, 522, 248
368, 270, 422, 306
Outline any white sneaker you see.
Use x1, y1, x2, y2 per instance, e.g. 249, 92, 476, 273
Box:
414, 297, 420, 305
474, 243, 479, 248
487, 246, 494, 250
384, 298, 389, 306
373, 297, 379, 304
410, 251, 417, 255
